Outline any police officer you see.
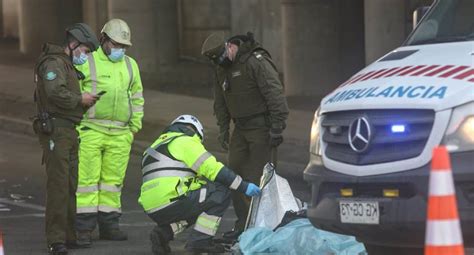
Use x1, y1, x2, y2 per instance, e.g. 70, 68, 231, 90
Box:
139, 115, 261, 254
33, 23, 99, 254
75, 19, 144, 245
201, 32, 289, 241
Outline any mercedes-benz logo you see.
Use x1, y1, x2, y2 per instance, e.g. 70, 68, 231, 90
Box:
348, 117, 372, 153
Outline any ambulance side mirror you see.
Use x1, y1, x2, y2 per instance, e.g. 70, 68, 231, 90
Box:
413, 6, 431, 30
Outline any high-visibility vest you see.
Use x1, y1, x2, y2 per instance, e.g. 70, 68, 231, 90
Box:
138, 132, 222, 214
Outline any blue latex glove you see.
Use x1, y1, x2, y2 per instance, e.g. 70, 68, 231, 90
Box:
245, 183, 261, 197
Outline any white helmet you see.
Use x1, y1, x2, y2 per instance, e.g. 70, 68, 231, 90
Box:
171, 115, 204, 140
101, 19, 132, 46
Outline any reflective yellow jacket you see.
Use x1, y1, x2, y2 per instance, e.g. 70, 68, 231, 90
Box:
139, 131, 248, 214
76, 47, 144, 134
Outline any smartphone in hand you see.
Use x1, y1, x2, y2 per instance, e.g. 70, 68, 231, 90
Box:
97, 91, 107, 96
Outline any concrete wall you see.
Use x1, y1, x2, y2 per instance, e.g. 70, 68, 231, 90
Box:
6, 0, 431, 97
156, 0, 179, 66
230, 0, 283, 71
0, 0, 3, 37
108, 0, 159, 74
3, 0, 19, 38
364, 0, 407, 63
178, 0, 230, 58
282, 0, 365, 97
82, 0, 108, 36
18, 0, 82, 55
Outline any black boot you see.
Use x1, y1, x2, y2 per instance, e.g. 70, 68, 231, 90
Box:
185, 238, 227, 253
222, 228, 243, 242
150, 226, 172, 254
99, 228, 128, 241
72, 231, 92, 248
48, 243, 68, 255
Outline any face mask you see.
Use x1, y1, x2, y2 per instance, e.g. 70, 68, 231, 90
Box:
108, 48, 126, 62
73, 52, 88, 65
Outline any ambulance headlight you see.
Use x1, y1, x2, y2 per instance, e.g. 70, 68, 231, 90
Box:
443, 102, 474, 152
310, 108, 322, 156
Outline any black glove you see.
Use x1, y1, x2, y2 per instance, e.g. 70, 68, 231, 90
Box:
269, 128, 283, 147
218, 129, 230, 151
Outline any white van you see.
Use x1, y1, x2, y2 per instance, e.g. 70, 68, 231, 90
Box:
304, 0, 474, 253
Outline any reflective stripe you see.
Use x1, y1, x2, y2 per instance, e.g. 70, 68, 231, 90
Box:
125, 56, 134, 86
194, 212, 221, 236
131, 91, 143, 99
146, 201, 177, 214
429, 171, 455, 196
170, 221, 188, 235
99, 183, 122, 193
87, 54, 97, 119
229, 176, 242, 190
425, 219, 463, 245
191, 152, 212, 171
125, 57, 134, 123
142, 150, 188, 175
145, 148, 162, 161
143, 170, 195, 183
88, 118, 128, 127
132, 105, 144, 112
143, 162, 166, 175
199, 188, 207, 203
98, 205, 121, 213
77, 185, 99, 193
77, 206, 98, 214
176, 178, 184, 195
142, 135, 185, 165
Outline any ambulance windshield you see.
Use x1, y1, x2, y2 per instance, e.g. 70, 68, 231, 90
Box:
406, 0, 474, 45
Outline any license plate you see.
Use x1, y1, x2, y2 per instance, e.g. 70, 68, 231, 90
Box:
339, 200, 379, 224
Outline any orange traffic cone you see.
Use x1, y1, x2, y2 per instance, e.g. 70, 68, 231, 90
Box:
0, 230, 4, 255
425, 146, 464, 255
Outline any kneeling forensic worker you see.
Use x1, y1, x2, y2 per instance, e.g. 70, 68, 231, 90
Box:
138, 115, 261, 254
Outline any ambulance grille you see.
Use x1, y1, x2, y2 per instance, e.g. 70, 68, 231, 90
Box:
322, 109, 435, 165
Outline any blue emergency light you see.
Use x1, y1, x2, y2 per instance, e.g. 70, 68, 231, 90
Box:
391, 124, 406, 133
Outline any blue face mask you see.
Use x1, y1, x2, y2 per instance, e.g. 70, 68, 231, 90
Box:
108, 48, 126, 62
73, 52, 88, 65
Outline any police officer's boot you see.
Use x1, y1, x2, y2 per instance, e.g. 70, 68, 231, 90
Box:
48, 243, 68, 255
221, 227, 243, 242
150, 225, 173, 255
99, 228, 128, 241
185, 238, 227, 253
75, 231, 92, 248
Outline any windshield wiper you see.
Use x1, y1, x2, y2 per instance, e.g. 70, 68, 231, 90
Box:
410, 35, 471, 45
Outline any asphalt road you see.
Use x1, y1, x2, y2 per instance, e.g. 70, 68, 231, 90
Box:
0, 131, 309, 254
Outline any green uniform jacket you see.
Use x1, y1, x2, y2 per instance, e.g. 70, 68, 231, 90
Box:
76, 47, 144, 134
139, 130, 247, 213
213, 41, 289, 130
34, 43, 84, 123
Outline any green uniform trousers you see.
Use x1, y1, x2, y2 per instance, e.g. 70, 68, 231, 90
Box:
39, 127, 79, 245
228, 126, 271, 231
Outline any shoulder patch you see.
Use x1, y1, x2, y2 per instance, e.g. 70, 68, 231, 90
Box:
45, 71, 57, 81
253, 51, 264, 61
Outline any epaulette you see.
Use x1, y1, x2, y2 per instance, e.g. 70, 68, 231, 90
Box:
253, 51, 264, 61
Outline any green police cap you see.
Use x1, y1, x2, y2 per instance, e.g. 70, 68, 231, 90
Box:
201, 32, 226, 60
66, 23, 100, 51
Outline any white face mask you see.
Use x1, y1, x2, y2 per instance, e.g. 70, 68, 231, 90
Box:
73, 51, 88, 65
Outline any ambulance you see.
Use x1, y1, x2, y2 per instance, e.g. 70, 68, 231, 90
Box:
304, 0, 474, 253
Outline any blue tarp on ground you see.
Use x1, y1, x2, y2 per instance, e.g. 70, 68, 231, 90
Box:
239, 219, 367, 255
